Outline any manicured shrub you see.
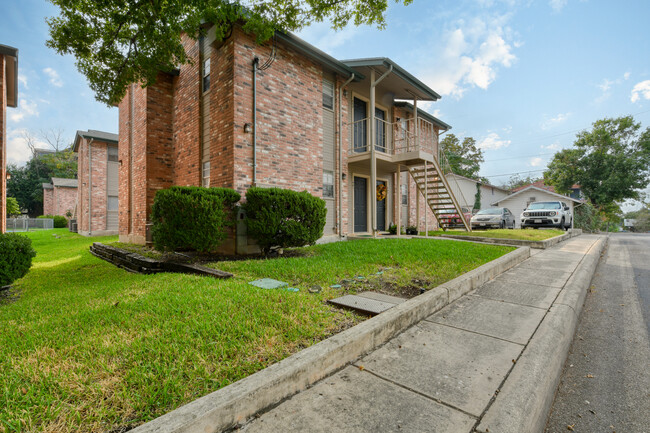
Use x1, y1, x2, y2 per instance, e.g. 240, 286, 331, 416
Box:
38, 214, 68, 228
150, 186, 241, 252
244, 187, 327, 254
0, 233, 36, 287
405, 225, 418, 235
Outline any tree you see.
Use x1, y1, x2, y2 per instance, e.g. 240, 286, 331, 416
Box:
6, 197, 20, 217
625, 206, 650, 232
501, 174, 542, 190
46, 0, 413, 105
544, 116, 650, 210
439, 133, 484, 180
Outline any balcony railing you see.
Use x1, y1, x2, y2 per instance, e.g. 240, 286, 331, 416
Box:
348, 116, 438, 157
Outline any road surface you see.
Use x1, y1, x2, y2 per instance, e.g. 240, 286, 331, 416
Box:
545, 233, 650, 433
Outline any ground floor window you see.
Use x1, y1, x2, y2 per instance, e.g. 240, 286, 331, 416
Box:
202, 161, 210, 187
323, 170, 334, 198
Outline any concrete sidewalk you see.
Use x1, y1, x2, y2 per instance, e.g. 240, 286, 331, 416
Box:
238, 235, 605, 433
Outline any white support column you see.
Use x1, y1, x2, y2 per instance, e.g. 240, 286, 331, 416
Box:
370, 69, 377, 237
413, 97, 418, 150
425, 163, 428, 237
396, 165, 401, 237
416, 179, 420, 234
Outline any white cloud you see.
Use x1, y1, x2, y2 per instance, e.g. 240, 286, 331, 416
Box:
17, 74, 28, 89
478, 132, 511, 150
542, 142, 561, 151
421, 15, 517, 98
623, 72, 631, 80
43, 67, 63, 87
596, 72, 633, 103
541, 112, 570, 130
549, 0, 568, 12
9, 98, 39, 122
529, 157, 544, 167
6, 129, 48, 165
630, 80, 650, 103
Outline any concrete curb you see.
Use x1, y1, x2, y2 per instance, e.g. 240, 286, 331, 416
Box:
476, 235, 607, 433
438, 228, 582, 249
132, 247, 531, 433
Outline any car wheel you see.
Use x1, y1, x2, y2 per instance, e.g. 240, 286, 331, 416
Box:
499, 221, 505, 229
559, 217, 566, 230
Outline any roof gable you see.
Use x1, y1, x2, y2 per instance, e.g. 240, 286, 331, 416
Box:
491, 185, 583, 206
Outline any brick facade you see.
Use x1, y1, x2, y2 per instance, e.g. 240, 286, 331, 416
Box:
42, 183, 76, 217
118, 25, 450, 246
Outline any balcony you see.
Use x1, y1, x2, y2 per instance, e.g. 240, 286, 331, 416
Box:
348, 116, 438, 167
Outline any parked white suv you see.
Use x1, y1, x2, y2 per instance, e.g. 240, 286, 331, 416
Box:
520, 201, 572, 230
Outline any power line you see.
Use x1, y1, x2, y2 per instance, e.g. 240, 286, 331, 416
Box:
482, 169, 546, 178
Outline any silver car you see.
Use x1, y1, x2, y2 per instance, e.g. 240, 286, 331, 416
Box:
471, 207, 516, 229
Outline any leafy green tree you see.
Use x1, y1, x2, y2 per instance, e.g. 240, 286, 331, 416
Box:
440, 133, 484, 180
544, 116, 650, 210
46, 0, 413, 105
625, 206, 650, 232
502, 174, 542, 190
6, 197, 20, 217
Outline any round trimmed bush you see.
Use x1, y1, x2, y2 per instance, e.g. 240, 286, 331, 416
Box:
38, 215, 68, 228
151, 186, 241, 252
244, 187, 327, 254
0, 233, 36, 287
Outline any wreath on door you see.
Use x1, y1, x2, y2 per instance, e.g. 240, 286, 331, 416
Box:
376, 183, 387, 201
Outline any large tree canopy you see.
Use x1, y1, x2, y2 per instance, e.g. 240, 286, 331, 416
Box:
439, 133, 484, 180
544, 116, 650, 209
46, 0, 412, 105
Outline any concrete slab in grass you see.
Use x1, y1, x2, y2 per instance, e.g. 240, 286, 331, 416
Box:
359, 321, 522, 417
328, 295, 398, 316
356, 291, 406, 305
497, 267, 573, 288
240, 366, 476, 433
473, 279, 561, 309
426, 295, 546, 345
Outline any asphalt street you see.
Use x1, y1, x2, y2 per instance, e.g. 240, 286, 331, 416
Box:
545, 233, 650, 433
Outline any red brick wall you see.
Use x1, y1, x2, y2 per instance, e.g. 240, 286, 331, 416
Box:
231, 27, 324, 197
172, 35, 201, 186
1, 55, 6, 233
43, 188, 53, 215
77, 138, 109, 232
53, 187, 77, 217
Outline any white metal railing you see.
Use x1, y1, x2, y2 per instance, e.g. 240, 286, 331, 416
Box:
348, 116, 438, 157
6, 218, 54, 232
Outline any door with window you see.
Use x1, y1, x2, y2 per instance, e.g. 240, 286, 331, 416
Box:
354, 176, 368, 232
353, 98, 367, 153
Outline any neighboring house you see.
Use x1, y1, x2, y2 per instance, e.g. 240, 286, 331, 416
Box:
445, 173, 509, 212
42, 177, 78, 217
74, 130, 120, 236
118, 23, 465, 248
491, 185, 583, 228
512, 179, 583, 200
1, 44, 18, 234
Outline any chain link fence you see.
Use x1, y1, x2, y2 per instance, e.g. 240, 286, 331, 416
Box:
6, 218, 54, 232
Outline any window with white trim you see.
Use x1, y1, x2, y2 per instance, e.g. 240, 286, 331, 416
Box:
401, 184, 408, 205
323, 170, 334, 198
202, 58, 210, 92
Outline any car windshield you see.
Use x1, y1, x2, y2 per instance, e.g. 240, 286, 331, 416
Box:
477, 208, 502, 215
528, 202, 561, 210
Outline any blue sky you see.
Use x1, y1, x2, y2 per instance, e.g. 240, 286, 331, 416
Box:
2, 0, 649, 208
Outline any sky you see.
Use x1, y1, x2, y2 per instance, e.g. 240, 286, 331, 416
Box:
1, 0, 649, 210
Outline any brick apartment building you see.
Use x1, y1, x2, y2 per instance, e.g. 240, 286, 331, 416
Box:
74, 130, 119, 236
42, 177, 78, 217
119, 24, 466, 247
1, 44, 18, 234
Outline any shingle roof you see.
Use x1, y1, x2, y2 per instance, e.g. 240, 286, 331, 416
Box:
73, 129, 118, 152
42, 183, 53, 189
51, 177, 78, 188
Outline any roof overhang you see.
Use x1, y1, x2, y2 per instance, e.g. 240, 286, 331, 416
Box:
0, 44, 18, 108
73, 130, 119, 152
275, 31, 363, 80
342, 58, 441, 101
394, 101, 451, 131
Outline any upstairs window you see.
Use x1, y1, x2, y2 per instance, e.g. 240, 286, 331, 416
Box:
202, 58, 211, 92
322, 79, 334, 110
323, 170, 334, 198
107, 146, 118, 162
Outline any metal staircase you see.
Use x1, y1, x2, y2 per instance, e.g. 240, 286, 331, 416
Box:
408, 157, 471, 231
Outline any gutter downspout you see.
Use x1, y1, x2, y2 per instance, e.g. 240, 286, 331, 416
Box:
252, 57, 259, 186
370, 64, 393, 237
87, 138, 94, 235
338, 73, 355, 239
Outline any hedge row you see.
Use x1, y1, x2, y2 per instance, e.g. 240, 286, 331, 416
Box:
38, 215, 68, 228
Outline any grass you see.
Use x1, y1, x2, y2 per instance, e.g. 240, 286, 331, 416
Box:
1, 229, 513, 432
423, 228, 565, 241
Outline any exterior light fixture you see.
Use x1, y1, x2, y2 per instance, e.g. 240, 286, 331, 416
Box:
5, 172, 11, 181
244, 123, 252, 133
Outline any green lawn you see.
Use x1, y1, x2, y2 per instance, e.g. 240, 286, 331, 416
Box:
0, 229, 513, 432
424, 228, 565, 241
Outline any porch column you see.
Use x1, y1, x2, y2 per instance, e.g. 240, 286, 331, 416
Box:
396, 164, 401, 237
370, 69, 377, 236
425, 163, 428, 236
413, 97, 418, 150
416, 182, 420, 234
